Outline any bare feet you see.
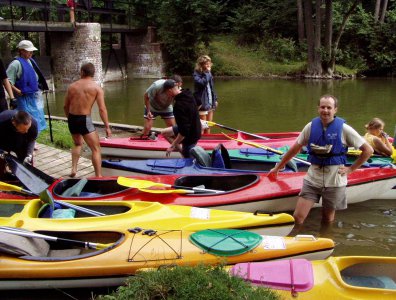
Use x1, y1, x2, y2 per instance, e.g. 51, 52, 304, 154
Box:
70, 170, 77, 178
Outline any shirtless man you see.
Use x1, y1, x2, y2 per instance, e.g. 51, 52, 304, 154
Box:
64, 63, 111, 177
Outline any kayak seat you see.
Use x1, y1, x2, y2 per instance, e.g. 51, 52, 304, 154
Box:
0, 231, 50, 257
342, 275, 396, 290
211, 144, 232, 169
190, 146, 211, 167
61, 178, 88, 197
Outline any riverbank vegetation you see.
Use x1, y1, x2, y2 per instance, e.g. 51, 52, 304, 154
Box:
129, 0, 396, 78
97, 265, 279, 300
37, 120, 74, 149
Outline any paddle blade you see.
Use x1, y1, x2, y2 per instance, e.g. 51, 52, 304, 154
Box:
117, 177, 164, 189
205, 121, 216, 127
139, 188, 193, 194
4, 154, 54, 194
0, 181, 23, 192
0, 181, 37, 196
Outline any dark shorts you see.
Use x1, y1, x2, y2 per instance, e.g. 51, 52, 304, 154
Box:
299, 179, 347, 210
67, 114, 95, 136
144, 108, 174, 120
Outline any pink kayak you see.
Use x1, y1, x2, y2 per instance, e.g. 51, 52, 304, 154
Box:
100, 131, 299, 159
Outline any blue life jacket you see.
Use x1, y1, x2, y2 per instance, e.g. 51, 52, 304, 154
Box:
307, 117, 347, 166
15, 57, 39, 94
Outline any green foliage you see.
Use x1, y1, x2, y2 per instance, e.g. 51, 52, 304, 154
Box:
210, 35, 305, 77
97, 265, 279, 300
227, 0, 298, 45
37, 120, 74, 150
156, 0, 222, 74
127, 0, 222, 74
340, 4, 396, 74
259, 37, 304, 63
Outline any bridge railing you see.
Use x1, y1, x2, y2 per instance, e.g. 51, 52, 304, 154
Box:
0, 0, 133, 27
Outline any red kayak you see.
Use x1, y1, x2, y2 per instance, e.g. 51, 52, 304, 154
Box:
6, 168, 396, 213
100, 131, 299, 159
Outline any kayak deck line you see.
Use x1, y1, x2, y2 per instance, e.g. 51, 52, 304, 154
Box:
33, 143, 96, 179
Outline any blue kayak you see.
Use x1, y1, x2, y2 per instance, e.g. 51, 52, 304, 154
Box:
102, 144, 309, 176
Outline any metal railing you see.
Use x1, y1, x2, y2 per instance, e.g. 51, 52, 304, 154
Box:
0, 0, 134, 30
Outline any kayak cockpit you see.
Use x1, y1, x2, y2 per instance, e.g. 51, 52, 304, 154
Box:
0, 229, 124, 261
52, 178, 130, 198
174, 174, 259, 193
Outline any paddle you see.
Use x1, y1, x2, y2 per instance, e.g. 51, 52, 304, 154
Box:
0, 181, 105, 217
117, 177, 225, 194
222, 132, 311, 166
0, 181, 36, 196
0, 226, 112, 250
205, 121, 270, 140
39, 189, 106, 217
3, 153, 54, 194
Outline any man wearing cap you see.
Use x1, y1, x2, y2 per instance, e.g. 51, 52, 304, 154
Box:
140, 78, 181, 139
6, 40, 48, 133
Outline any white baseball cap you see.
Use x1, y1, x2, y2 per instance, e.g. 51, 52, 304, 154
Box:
17, 40, 38, 51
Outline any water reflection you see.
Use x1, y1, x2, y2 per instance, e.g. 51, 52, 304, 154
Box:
298, 199, 396, 256
46, 77, 396, 135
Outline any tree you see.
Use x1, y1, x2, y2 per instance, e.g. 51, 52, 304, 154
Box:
297, 0, 305, 44
302, 0, 360, 77
374, 0, 390, 23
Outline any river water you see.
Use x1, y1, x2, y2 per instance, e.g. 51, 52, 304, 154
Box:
45, 78, 396, 258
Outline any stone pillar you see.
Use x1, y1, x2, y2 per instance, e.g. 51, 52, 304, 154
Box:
125, 26, 165, 78
50, 23, 102, 90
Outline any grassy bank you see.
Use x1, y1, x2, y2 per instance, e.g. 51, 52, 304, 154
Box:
209, 35, 305, 77
209, 35, 356, 77
37, 120, 74, 150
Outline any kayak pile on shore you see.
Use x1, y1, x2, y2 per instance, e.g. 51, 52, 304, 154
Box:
0, 129, 394, 298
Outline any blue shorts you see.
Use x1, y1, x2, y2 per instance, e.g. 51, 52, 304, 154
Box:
144, 108, 174, 120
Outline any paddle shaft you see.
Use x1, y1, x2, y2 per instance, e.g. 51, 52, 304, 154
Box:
55, 201, 106, 217
168, 184, 223, 193
207, 121, 270, 140
0, 227, 109, 250
222, 133, 311, 166
39, 189, 106, 217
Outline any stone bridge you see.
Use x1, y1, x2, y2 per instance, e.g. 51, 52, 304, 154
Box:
0, 0, 165, 90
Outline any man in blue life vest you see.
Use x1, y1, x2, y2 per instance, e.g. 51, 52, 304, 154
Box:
6, 40, 48, 134
268, 94, 373, 225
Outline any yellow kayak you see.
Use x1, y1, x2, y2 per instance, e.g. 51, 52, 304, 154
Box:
348, 146, 396, 163
0, 228, 334, 289
231, 256, 396, 299
0, 199, 294, 236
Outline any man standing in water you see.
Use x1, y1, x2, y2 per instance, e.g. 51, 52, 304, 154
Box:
268, 94, 373, 225
64, 63, 111, 177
